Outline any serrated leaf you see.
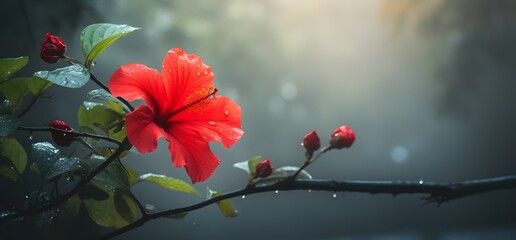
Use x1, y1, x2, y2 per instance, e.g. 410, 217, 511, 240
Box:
34, 64, 90, 88
0, 165, 20, 181
0, 137, 27, 173
233, 155, 262, 175
80, 23, 139, 67
139, 173, 200, 196
207, 188, 238, 217
0, 114, 20, 137
0, 56, 28, 81
83, 190, 139, 228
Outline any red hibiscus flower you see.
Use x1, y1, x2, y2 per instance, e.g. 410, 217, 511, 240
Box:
108, 48, 244, 183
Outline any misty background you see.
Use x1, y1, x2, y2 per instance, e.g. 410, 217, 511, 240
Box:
1, 0, 516, 239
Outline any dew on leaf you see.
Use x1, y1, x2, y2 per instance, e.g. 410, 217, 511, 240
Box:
274, 190, 279, 194
418, 178, 424, 185
241, 195, 246, 199
332, 192, 337, 198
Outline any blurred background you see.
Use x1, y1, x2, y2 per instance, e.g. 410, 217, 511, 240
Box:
1, 0, 516, 239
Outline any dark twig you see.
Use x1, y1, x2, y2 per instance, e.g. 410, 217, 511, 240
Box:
0, 138, 131, 223
17, 126, 123, 145
100, 175, 516, 239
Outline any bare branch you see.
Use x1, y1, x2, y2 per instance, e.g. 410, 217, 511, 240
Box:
100, 175, 516, 239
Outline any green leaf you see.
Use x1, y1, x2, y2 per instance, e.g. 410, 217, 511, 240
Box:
83, 190, 139, 228
87, 89, 128, 113
77, 102, 126, 141
79, 184, 110, 201
0, 165, 20, 181
233, 155, 262, 176
0, 77, 30, 108
84, 154, 130, 190
114, 191, 140, 223
0, 114, 20, 137
139, 173, 200, 196
80, 23, 139, 67
253, 166, 313, 186
32, 142, 83, 182
27, 76, 53, 96
207, 188, 238, 217
0, 56, 28, 81
0, 137, 27, 173
34, 64, 90, 88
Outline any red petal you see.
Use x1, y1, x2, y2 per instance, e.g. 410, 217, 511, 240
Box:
172, 96, 244, 148
161, 48, 214, 113
126, 105, 166, 153
108, 63, 164, 111
166, 127, 220, 183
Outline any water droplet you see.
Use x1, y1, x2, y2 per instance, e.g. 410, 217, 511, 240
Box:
29, 135, 33, 141
203, 70, 208, 75
332, 192, 337, 198
197, 64, 201, 68
196, 72, 201, 77
307, 189, 312, 193
208, 121, 216, 126
241, 195, 246, 199
9, 166, 14, 170
25, 195, 28, 199
418, 178, 424, 185
224, 109, 229, 116
274, 190, 279, 194
168, 69, 172, 74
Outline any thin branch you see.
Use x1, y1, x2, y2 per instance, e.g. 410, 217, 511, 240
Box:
0, 138, 131, 223
17, 126, 122, 145
100, 175, 516, 239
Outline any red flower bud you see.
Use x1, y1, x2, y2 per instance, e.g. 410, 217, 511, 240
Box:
48, 120, 75, 146
329, 125, 355, 149
255, 159, 273, 178
302, 130, 320, 153
40, 32, 67, 63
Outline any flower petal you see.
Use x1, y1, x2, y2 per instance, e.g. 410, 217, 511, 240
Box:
108, 63, 164, 111
166, 127, 220, 183
161, 48, 215, 113
126, 105, 166, 153
172, 96, 244, 148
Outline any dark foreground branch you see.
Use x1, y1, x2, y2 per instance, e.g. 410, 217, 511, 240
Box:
0, 138, 131, 224
101, 175, 516, 239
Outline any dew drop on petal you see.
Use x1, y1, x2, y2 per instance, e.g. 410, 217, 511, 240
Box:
197, 72, 201, 77
224, 109, 229, 116
208, 121, 216, 126
203, 70, 208, 75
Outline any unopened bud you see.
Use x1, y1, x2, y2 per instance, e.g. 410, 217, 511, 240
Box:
302, 130, 320, 152
329, 126, 355, 149
48, 120, 75, 146
40, 32, 67, 64
255, 159, 273, 178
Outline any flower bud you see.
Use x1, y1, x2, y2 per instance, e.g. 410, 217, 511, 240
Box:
302, 130, 320, 153
329, 125, 355, 149
254, 159, 273, 178
40, 32, 67, 63
48, 120, 75, 146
